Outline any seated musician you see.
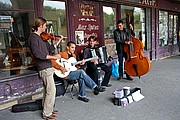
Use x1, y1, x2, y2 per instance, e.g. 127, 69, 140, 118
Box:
51, 41, 103, 102
83, 36, 112, 88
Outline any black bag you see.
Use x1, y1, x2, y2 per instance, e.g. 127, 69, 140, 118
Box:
11, 99, 42, 113
54, 74, 65, 96
55, 81, 65, 96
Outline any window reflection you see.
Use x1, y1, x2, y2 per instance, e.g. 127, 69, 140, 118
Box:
174, 15, 178, 44
103, 6, 116, 39
121, 5, 151, 50
169, 15, 173, 45
121, 6, 146, 46
159, 11, 168, 46
0, 0, 12, 9
43, 0, 67, 53
0, 0, 34, 10
103, 6, 116, 57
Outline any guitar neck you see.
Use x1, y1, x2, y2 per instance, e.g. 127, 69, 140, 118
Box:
73, 57, 98, 66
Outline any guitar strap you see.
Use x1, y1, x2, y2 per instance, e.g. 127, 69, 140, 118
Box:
68, 53, 73, 58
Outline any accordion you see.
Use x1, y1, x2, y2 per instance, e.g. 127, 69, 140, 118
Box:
90, 46, 108, 64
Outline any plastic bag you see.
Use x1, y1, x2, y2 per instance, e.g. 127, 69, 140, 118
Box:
111, 61, 119, 77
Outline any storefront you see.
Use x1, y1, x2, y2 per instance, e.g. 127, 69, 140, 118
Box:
0, 0, 179, 109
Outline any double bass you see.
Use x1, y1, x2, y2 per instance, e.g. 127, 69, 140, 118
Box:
124, 23, 151, 78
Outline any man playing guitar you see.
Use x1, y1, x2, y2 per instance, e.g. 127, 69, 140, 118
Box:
51, 41, 103, 102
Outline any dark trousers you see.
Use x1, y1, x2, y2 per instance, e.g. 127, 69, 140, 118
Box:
117, 51, 130, 77
118, 52, 124, 77
86, 63, 112, 86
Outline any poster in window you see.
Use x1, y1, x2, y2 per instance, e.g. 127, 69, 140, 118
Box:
75, 31, 84, 45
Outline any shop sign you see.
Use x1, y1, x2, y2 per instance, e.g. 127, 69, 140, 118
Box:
139, 0, 157, 6
122, 0, 157, 6
74, 16, 100, 46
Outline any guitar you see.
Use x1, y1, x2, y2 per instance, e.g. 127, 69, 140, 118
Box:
54, 56, 98, 78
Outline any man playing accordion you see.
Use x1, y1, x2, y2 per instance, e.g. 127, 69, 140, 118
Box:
83, 36, 112, 88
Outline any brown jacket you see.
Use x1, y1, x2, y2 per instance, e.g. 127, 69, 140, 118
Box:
51, 50, 77, 71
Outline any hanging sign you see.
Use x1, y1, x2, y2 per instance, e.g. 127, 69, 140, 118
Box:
74, 16, 100, 46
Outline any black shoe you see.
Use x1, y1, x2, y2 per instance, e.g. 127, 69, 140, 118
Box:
126, 76, 133, 80
101, 84, 112, 87
93, 86, 99, 95
117, 76, 122, 81
99, 86, 106, 90
78, 96, 90, 102
99, 87, 106, 92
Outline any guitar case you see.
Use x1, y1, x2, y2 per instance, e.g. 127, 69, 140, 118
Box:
11, 99, 42, 113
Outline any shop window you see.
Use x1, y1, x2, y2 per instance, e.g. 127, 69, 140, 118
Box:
103, 6, 116, 57
174, 15, 178, 45
0, 0, 34, 10
168, 15, 173, 45
169, 14, 178, 45
159, 11, 168, 46
159, 11, 179, 46
103, 6, 116, 40
42, 0, 67, 53
121, 5, 151, 50
0, 11, 35, 78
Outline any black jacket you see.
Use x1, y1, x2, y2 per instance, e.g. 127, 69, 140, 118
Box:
113, 28, 135, 53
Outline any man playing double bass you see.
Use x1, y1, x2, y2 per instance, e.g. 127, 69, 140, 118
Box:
113, 19, 134, 81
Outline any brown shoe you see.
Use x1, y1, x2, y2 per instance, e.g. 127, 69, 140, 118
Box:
52, 110, 58, 115
42, 114, 57, 120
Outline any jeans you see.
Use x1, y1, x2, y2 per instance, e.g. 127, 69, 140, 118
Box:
68, 69, 97, 97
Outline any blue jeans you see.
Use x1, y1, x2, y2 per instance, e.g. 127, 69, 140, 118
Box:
68, 69, 97, 97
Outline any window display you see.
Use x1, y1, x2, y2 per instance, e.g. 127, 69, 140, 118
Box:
159, 11, 168, 46
0, 1, 35, 78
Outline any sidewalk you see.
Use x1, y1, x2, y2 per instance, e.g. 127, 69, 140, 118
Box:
0, 55, 180, 120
